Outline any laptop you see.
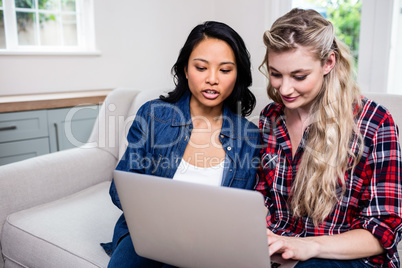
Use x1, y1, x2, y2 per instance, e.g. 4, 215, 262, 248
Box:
113, 170, 298, 268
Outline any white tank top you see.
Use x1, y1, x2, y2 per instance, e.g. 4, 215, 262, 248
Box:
172, 159, 224, 186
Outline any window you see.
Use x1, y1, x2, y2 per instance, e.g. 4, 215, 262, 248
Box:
0, 0, 97, 54
0, 1, 5, 48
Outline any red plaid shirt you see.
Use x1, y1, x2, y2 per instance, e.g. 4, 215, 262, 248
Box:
256, 97, 402, 267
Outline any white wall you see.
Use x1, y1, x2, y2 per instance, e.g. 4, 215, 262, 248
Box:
0, 0, 269, 96
389, 0, 402, 94
357, 0, 394, 93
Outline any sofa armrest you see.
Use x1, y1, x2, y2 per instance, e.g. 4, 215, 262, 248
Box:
0, 147, 117, 240
87, 88, 142, 159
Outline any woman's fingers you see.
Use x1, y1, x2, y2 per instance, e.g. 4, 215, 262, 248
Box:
268, 238, 285, 256
266, 229, 297, 259
266, 229, 279, 246
282, 249, 296, 259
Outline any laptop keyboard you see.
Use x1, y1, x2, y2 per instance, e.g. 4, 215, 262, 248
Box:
271, 261, 282, 268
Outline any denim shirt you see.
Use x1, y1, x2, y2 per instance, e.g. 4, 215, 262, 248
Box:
105, 92, 261, 254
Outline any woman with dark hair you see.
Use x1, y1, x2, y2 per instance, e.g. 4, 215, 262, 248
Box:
102, 21, 261, 267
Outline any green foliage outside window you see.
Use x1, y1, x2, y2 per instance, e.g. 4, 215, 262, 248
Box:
16, 0, 51, 31
15, 0, 35, 8
303, 0, 362, 63
15, 0, 75, 32
15, 0, 54, 9
14, 0, 75, 10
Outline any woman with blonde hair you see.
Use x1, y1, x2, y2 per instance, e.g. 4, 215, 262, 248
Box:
257, 8, 402, 267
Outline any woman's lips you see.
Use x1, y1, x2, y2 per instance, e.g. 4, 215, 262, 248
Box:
281, 95, 299, 102
202, 90, 219, 100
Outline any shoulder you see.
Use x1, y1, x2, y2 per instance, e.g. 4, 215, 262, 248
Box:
238, 115, 260, 137
259, 102, 282, 129
136, 98, 182, 119
358, 97, 398, 137
222, 108, 260, 142
138, 98, 176, 110
238, 114, 259, 130
237, 115, 260, 145
359, 97, 395, 128
260, 102, 282, 119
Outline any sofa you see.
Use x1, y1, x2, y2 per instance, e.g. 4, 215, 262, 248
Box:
0, 87, 401, 268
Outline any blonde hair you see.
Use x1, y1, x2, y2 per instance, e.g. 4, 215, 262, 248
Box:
260, 8, 364, 225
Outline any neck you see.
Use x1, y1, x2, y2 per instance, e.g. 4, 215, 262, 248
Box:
189, 98, 224, 120
284, 107, 312, 130
189, 102, 224, 129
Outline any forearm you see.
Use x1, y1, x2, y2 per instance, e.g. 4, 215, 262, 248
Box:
308, 229, 385, 260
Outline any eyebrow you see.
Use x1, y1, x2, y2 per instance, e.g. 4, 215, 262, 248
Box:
193, 58, 236, 66
269, 66, 310, 74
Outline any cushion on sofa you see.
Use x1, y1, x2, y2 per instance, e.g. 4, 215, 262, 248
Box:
1, 181, 121, 268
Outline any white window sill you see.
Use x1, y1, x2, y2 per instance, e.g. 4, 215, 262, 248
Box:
0, 49, 102, 56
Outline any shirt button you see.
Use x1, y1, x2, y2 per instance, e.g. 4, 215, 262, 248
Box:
227, 146, 232, 151
220, 134, 224, 138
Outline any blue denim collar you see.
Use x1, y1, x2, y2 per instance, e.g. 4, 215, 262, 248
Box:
171, 91, 193, 127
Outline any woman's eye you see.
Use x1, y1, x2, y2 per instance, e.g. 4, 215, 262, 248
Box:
221, 69, 232, 74
270, 72, 281, 78
294, 75, 307, 81
196, 66, 206, 71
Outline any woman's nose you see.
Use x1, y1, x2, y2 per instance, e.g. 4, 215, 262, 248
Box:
206, 70, 219, 85
279, 78, 293, 95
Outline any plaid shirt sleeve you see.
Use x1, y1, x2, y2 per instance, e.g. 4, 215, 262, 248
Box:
351, 101, 402, 267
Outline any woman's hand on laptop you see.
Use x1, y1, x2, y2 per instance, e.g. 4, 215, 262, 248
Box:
266, 229, 318, 261
267, 228, 384, 261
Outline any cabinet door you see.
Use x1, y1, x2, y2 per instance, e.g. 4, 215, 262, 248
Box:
47, 105, 100, 152
0, 138, 50, 165
0, 110, 49, 143
0, 110, 50, 166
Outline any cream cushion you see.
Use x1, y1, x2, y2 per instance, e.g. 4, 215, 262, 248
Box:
2, 182, 121, 268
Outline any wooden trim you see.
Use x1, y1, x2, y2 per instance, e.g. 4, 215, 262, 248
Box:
0, 89, 113, 113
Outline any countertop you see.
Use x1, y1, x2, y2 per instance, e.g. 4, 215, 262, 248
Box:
0, 89, 113, 113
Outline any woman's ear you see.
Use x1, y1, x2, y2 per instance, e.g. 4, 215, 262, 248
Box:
323, 51, 336, 75
184, 66, 188, 79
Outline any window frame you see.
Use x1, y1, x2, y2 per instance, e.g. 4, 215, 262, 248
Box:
0, 0, 99, 55
267, 0, 398, 94
0, 2, 5, 48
